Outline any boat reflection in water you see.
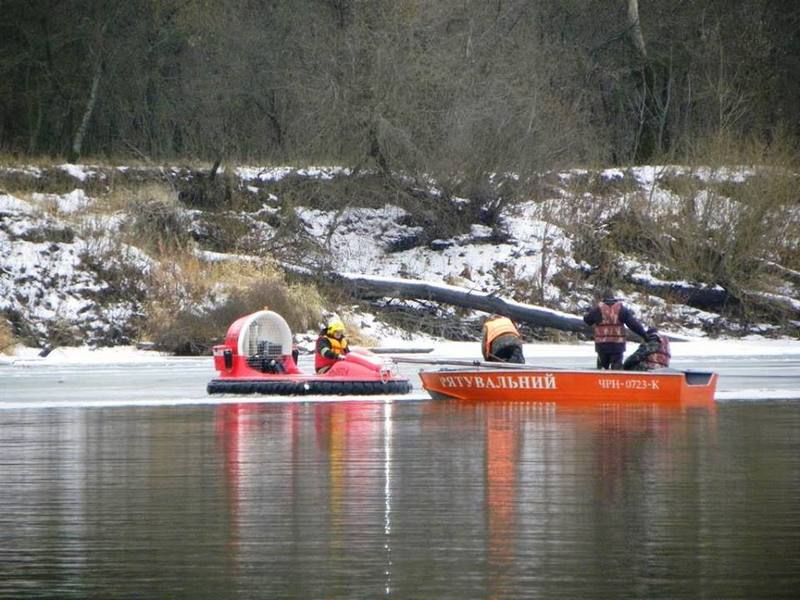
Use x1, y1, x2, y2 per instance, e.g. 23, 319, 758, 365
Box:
214, 398, 716, 597
421, 399, 718, 598
214, 403, 301, 565
214, 401, 394, 594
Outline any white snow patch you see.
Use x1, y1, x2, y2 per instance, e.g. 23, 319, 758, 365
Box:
32, 189, 93, 214
236, 165, 351, 182
5, 336, 799, 367
7, 345, 171, 365
0, 165, 43, 178
0, 194, 36, 214
601, 168, 624, 180
58, 164, 97, 181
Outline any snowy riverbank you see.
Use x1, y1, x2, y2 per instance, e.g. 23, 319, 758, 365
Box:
3, 334, 800, 367
4, 162, 799, 353
2, 333, 799, 408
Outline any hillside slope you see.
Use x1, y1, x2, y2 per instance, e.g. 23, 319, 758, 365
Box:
1, 163, 798, 352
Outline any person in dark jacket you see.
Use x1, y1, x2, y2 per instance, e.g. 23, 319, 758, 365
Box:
623, 327, 672, 371
481, 315, 525, 364
583, 290, 647, 370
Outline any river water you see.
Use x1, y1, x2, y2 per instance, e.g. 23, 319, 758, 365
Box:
1, 353, 799, 598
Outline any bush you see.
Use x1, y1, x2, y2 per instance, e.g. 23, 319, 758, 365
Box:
190, 213, 254, 253
95, 181, 176, 213
147, 261, 325, 355
657, 169, 799, 293
43, 315, 83, 348
176, 166, 253, 212
124, 198, 193, 256
559, 132, 800, 310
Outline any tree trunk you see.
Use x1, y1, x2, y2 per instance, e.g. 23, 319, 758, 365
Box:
300, 270, 592, 334
627, 0, 647, 60
622, 272, 735, 312
69, 58, 103, 162
627, 0, 669, 162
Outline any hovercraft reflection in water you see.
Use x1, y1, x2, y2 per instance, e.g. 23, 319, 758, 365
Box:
207, 310, 412, 395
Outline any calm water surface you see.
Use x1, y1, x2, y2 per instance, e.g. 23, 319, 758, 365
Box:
1, 356, 799, 599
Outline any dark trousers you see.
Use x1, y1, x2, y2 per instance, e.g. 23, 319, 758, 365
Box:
489, 343, 525, 364
597, 351, 623, 370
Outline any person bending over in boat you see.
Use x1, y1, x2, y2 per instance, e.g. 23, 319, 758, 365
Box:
623, 327, 671, 371
583, 290, 647, 370
315, 318, 350, 373
481, 315, 525, 364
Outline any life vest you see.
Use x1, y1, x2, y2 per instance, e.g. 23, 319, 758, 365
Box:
482, 317, 521, 360
644, 335, 671, 369
315, 335, 349, 372
593, 302, 625, 344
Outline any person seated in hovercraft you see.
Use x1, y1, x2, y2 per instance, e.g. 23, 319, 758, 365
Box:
623, 327, 671, 371
481, 315, 525, 364
315, 318, 351, 373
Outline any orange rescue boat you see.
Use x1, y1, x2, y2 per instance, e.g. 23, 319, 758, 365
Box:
408, 359, 717, 407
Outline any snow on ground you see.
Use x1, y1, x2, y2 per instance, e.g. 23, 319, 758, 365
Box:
58, 163, 100, 181
32, 189, 92, 214
411, 336, 800, 361
4, 335, 800, 367
236, 165, 351, 182
0, 193, 36, 214
1, 163, 797, 350
293, 196, 578, 305
2, 345, 173, 365
0, 190, 147, 343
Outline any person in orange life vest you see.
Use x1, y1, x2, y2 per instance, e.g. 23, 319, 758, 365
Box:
315, 318, 350, 373
623, 327, 671, 371
481, 315, 525, 364
582, 290, 647, 370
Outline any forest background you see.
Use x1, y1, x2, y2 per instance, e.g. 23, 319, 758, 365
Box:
3, 0, 799, 169
1, 0, 799, 353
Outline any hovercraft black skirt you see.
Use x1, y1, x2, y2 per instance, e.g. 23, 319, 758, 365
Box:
207, 378, 412, 396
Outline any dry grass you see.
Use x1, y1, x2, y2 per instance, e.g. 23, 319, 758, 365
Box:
0, 154, 65, 169
0, 153, 218, 171
93, 181, 177, 214
0, 318, 15, 354
144, 257, 326, 354
661, 133, 800, 289
542, 133, 800, 331
340, 317, 377, 347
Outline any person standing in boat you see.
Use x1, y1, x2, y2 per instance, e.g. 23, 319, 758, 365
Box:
583, 290, 647, 370
315, 317, 350, 373
623, 327, 671, 371
481, 315, 525, 364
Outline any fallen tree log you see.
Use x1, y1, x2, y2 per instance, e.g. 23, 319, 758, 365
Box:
756, 259, 800, 287
282, 266, 707, 340
622, 273, 735, 312
623, 272, 800, 320
299, 269, 592, 334
281, 264, 716, 339
740, 289, 800, 320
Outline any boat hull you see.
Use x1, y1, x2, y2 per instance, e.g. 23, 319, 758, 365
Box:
208, 377, 411, 396
419, 368, 717, 406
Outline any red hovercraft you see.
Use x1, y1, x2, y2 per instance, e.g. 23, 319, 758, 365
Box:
207, 310, 412, 395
